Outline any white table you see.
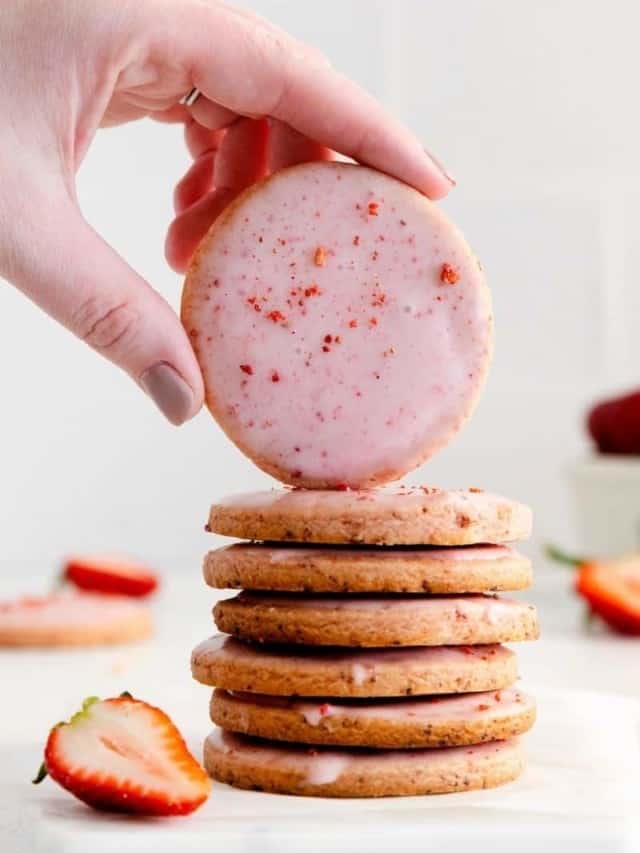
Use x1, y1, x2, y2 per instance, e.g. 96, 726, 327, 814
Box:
1, 572, 639, 852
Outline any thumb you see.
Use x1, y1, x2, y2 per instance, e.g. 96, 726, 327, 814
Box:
4, 196, 203, 425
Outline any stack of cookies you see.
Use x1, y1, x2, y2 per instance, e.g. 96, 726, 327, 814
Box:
191, 485, 539, 798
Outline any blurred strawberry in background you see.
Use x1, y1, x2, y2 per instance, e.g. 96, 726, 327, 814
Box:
588, 389, 640, 454
62, 556, 159, 598
547, 546, 640, 635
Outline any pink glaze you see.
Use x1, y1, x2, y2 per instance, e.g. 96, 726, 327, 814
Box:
261, 543, 517, 563
184, 163, 492, 488
0, 592, 146, 628
226, 687, 534, 726
218, 485, 503, 511
207, 729, 520, 785
232, 590, 532, 623
215, 485, 531, 531
193, 635, 513, 675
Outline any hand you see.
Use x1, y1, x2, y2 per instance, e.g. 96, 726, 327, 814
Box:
0, 0, 454, 425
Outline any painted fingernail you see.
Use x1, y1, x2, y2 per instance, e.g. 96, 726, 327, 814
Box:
424, 148, 456, 186
139, 362, 195, 426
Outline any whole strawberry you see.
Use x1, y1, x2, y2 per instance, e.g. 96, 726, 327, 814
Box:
34, 693, 211, 815
587, 389, 640, 454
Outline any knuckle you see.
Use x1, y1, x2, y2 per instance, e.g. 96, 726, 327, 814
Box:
73, 296, 140, 353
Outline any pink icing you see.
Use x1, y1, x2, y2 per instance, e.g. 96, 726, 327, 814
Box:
185, 163, 492, 487
227, 688, 534, 726
261, 543, 517, 563
232, 591, 532, 623
207, 729, 520, 784
217, 485, 517, 515
193, 635, 513, 671
0, 592, 146, 628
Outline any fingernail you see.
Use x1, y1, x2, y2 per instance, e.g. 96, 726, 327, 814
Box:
139, 362, 195, 426
424, 148, 456, 186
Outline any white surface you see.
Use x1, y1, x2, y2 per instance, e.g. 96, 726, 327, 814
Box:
2, 684, 640, 853
4, 1, 640, 571
1, 576, 640, 852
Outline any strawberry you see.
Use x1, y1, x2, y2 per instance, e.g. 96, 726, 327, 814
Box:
575, 556, 640, 635
63, 556, 159, 598
587, 389, 640, 454
547, 545, 640, 634
33, 693, 211, 815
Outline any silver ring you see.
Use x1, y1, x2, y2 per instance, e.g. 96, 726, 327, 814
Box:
180, 87, 202, 107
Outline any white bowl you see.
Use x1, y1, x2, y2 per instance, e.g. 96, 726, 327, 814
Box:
568, 456, 640, 558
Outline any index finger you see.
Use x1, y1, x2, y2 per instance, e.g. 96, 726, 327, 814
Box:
145, 2, 453, 199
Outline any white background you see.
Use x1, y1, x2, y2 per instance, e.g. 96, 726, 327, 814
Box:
2, 0, 639, 574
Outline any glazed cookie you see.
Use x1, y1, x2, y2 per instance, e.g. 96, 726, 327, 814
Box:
0, 592, 152, 647
191, 636, 518, 697
204, 543, 532, 594
210, 687, 536, 749
213, 592, 539, 647
203, 730, 524, 797
207, 486, 532, 546
182, 162, 492, 489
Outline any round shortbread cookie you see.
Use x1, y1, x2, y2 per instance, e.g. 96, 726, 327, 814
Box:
213, 592, 539, 647
182, 162, 493, 490
191, 636, 518, 697
0, 592, 152, 647
207, 486, 532, 546
204, 543, 531, 594
210, 687, 536, 749
203, 730, 524, 797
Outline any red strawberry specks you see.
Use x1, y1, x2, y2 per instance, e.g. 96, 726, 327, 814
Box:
440, 263, 459, 285
367, 201, 379, 216
348, 319, 358, 328
313, 246, 327, 267
266, 310, 286, 324
240, 364, 253, 375
270, 371, 280, 383
319, 703, 331, 716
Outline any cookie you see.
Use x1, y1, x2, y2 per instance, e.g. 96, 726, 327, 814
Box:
210, 687, 536, 749
213, 592, 539, 647
207, 486, 532, 546
0, 592, 152, 647
204, 543, 531, 594
203, 730, 524, 797
191, 636, 518, 697
182, 161, 492, 489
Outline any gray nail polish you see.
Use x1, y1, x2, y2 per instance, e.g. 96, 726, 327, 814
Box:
139, 362, 195, 426
424, 148, 456, 186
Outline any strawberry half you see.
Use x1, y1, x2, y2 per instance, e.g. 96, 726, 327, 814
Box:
576, 556, 640, 635
34, 693, 211, 815
63, 557, 159, 598
547, 545, 640, 634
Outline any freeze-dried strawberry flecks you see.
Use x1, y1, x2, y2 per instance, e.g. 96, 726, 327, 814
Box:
182, 162, 492, 488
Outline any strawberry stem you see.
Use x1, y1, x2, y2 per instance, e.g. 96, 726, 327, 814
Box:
545, 543, 587, 568
32, 762, 48, 785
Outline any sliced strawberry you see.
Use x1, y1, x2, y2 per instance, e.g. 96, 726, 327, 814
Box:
34, 693, 211, 815
547, 545, 640, 634
64, 557, 159, 598
576, 556, 640, 635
